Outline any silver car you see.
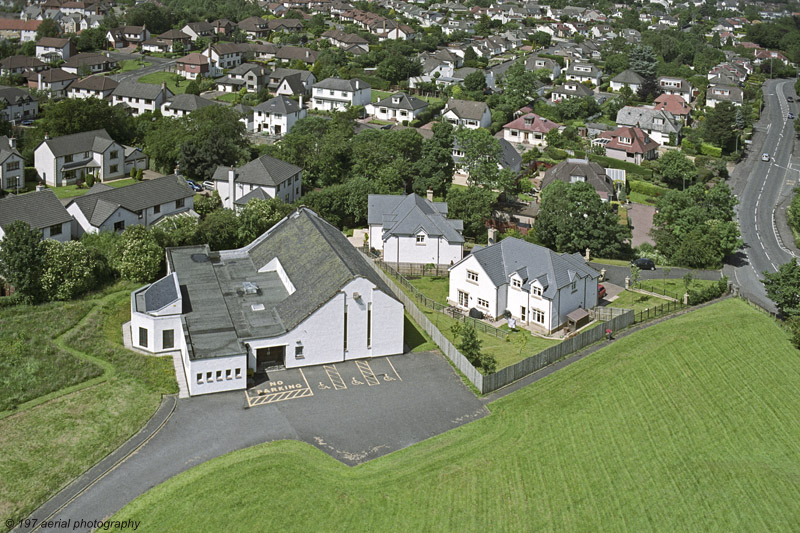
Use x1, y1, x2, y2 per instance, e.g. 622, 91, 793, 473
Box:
761, 153, 770, 162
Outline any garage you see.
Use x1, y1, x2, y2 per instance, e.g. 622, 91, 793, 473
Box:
256, 346, 285, 371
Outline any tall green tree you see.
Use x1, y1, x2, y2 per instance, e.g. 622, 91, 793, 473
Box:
657, 149, 697, 189
762, 259, 800, 318
36, 19, 61, 39
0, 221, 43, 302
534, 181, 632, 258
114, 225, 163, 282
446, 186, 495, 241
704, 101, 738, 151
198, 208, 240, 251
454, 127, 503, 188
413, 121, 455, 196
237, 198, 293, 245
39, 241, 99, 301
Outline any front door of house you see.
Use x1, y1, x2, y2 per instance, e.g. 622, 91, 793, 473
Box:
520, 306, 527, 323
458, 290, 469, 307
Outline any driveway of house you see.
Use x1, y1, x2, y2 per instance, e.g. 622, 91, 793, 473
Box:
627, 202, 656, 247
30, 352, 487, 533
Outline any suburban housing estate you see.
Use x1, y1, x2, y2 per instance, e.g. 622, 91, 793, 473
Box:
130, 207, 405, 396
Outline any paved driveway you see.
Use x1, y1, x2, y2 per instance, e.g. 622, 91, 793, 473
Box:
34, 352, 487, 532
627, 203, 655, 247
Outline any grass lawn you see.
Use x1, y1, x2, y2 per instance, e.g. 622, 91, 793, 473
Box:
629, 192, 658, 206
370, 89, 392, 103
408, 276, 449, 306
609, 289, 672, 312
119, 60, 151, 72
0, 285, 177, 529
214, 93, 239, 103
591, 257, 631, 267
115, 299, 800, 531
45, 178, 139, 200
635, 278, 719, 300
138, 71, 186, 95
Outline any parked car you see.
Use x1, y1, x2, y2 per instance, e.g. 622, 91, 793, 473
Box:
762, 153, 770, 162
597, 284, 607, 299
202, 180, 215, 191
789, 112, 795, 120
185, 179, 202, 192
632, 257, 656, 270
20, 119, 34, 126
788, 96, 794, 102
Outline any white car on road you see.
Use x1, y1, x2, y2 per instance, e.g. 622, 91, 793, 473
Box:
762, 153, 770, 162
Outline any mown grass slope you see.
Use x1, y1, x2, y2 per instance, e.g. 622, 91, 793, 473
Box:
115, 299, 800, 531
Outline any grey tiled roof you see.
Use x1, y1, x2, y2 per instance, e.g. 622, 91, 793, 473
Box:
39, 129, 115, 157
373, 92, 427, 111
313, 76, 369, 91
112, 81, 171, 100
212, 154, 301, 187
452, 237, 599, 298
254, 95, 301, 115
234, 186, 270, 205
141, 272, 179, 312
542, 159, 614, 197
615, 106, 681, 135
368, 193, 464, 244
0, 189, 72, 231
445, 98, 489, 120
611, 69, 644, 84
163, 94, 217, 112
67, 175, 193, 227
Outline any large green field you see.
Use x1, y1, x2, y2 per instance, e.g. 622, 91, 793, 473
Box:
0, 285, 177, 529
113, 299, 800, 531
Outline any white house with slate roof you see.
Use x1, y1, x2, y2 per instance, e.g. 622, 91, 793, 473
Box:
66, 175, 195, 237
0, 189, 72, 243
252, 95, 306, 136
160, 94, 217, 118
610, 69, 644, 93
130, 207, 404, 396
615, 106, 681, 146
34, 129, 127, 187
213, 154, 302, 209
366, 92, 428, 122
368, 193, 464, 266
443, 98, 491, 129
111, 81, 173, 116
0, 136, 23, 191
448, 238, 599, 332
311, 77, 371, 111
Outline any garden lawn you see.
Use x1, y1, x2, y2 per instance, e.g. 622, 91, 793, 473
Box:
45, 178, 139, 200
408, 276, 449, 306
635, 278, 719, 300
0, 286, 177, 530
119, 60, 151, 72
138, 71, 186, 95
214, 93, 239, 103
608, 289, 671, 312
115, 299, 800, 531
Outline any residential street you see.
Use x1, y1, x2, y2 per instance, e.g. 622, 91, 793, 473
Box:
724, 78, 799, 313
106, 52, 177, 84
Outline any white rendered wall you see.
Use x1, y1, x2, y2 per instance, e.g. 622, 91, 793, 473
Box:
449, 256, 501, 317
384, 235, 462, 265
187, 354, 247, 395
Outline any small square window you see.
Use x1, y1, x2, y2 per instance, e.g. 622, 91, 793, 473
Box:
416, 234, 425, 244
197, 373, 203, 384
235, 367, 242, 379
226, 369, 232, 380
138, 327, 148, 348
206, 371, 213, 382
176, 198, 185, 209
216, 370, 222, 381
114, 220, 124, 232
467, 271, 478, 283
163, 329, 174, 349
154, 204, 161, 214
295, 345, 304, 359
49, 223, 62, 236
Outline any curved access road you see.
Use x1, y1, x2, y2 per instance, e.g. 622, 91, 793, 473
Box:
725, 78, 798, 312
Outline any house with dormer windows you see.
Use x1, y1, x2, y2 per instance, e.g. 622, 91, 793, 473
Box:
443, 98, 491, 129
367, 92, 428, 122
311, 77, 371, 111
594, 126, 659, 164
252, 95, 306, 136
448, 238, 599, 333
564, 62, 602, 86
550, 82, 593, 102
658, 76, 694, 103
368, 193, 464, 266
706, 82, 743, 108
502, 113, 561, 147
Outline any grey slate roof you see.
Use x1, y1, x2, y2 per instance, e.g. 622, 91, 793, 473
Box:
140, 272, 179, 312
615, 106, 681, 135
67, 175, 193, 227
368, 193, 464, 244
611, 69, 644, 85
163, 94, 217, 112
254, 95, 301, 115
445, 98, 489, 120
278, 72, 305, 95
542, 158, 614, 198
234, 187, 270, 206
452, 237, 599, 298
313, 77, 370, 91
0, 86, 36, 105
0, 189, 72, 231
112, 80, 171, 100
39, 128, 115, 157
373, 92, 427, 111
68, 75, 118, 92
166, 208, 399, 359
212, 154, 301, 187
0, 135, 21, 165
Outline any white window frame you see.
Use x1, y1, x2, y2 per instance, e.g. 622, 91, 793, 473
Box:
467, 270, 478, 283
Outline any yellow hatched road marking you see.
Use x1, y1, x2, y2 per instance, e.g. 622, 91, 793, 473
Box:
355, 360, 380, 386
246, 386, 313, 407
324, 364, 347, 390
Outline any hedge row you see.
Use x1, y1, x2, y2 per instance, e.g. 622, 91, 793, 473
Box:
700, 143, 722, 157
588, 154, 651, 177
629, 179, 667, 197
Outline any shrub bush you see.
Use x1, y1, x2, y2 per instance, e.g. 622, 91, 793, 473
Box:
687, 276, 728, 305
681, 138, 697, 155
700, 143, 722, 157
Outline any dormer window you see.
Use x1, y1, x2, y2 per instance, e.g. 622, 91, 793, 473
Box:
570, 175, 586, 183
524, 117, 533, 126
619, 137, 632, 144
416, 234, 425, 244
392, 97, 400, 104
512, 278, 522, 288
531, 285, 542, 297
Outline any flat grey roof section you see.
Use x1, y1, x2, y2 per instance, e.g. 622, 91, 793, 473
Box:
169, 246, 244, 360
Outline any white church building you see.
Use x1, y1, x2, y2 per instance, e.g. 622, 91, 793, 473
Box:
130, 207, 405, 396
